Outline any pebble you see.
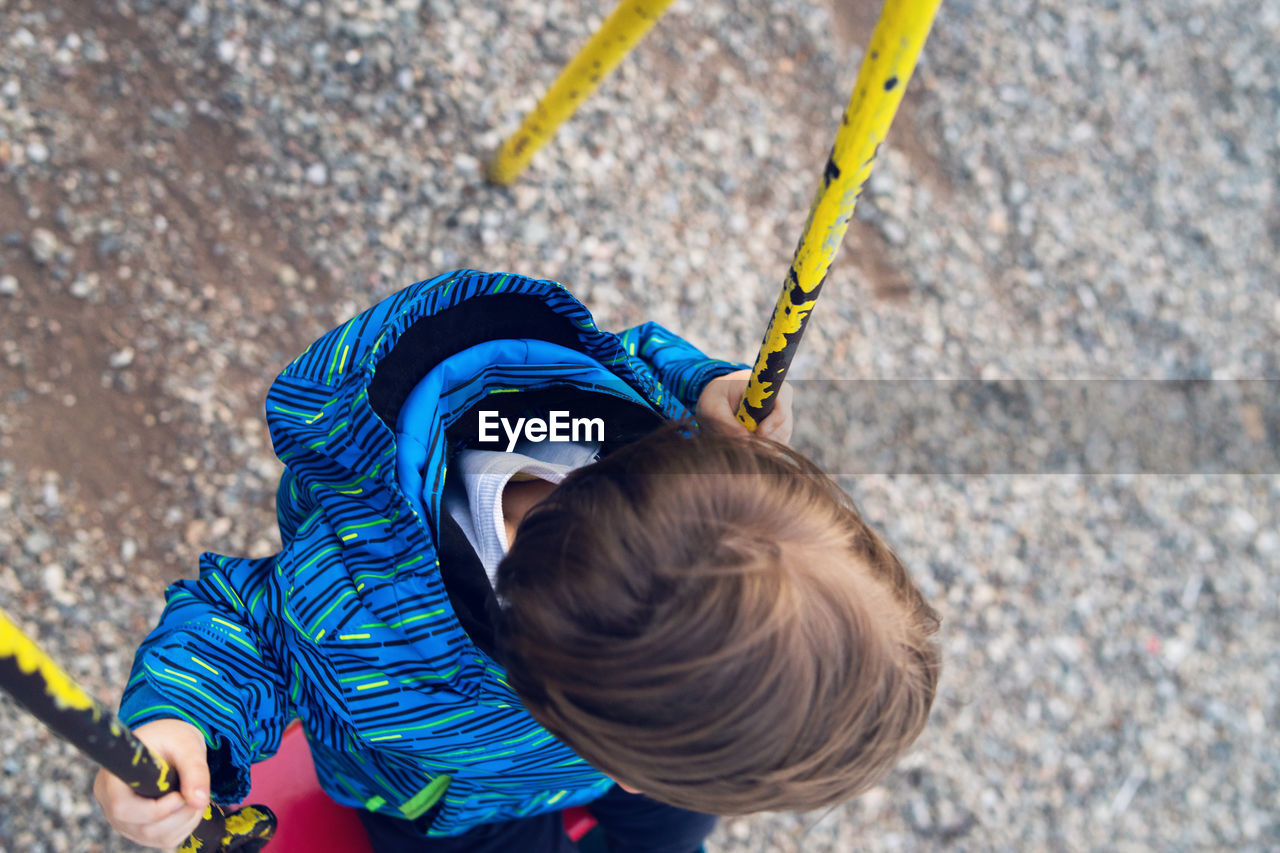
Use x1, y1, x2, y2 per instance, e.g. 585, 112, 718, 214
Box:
0, 275, 18, 296
41, 563, 65, 595
29, 228, 59, 265
217, 40, 239, 64
23, 531, 53, 557
69, 274, 98, 299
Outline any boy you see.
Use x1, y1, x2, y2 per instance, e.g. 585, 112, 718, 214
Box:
95, 270, 939, 851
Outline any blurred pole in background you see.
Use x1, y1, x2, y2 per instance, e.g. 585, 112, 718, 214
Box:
488, 0, 676, 184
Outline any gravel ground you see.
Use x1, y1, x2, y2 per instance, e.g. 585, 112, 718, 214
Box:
1, 0, 1277, 851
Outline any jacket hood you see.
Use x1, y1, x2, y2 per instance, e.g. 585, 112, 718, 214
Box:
261, 270, 686, 709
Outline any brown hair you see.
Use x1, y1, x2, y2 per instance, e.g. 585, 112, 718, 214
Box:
496, 422, 940, 814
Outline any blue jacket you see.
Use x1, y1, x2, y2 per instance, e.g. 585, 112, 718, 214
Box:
119, 270, 741, 836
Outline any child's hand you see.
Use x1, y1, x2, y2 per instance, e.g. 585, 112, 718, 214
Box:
695, 369, 794, 443
93, 718, 211, 850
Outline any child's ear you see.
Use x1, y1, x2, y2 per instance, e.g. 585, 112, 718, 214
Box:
611, 778, 643, 795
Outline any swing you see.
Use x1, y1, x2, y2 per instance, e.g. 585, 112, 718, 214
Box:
0, 0, 940, 848
244, 721, 598, 850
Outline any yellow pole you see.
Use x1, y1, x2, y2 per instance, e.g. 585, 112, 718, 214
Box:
487, 0, 677, 185
0, 607, 276, 852
736, 0, 944, 432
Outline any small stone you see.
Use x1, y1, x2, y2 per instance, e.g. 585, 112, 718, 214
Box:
0, 275, 18, 296
1254, 529, 1278, 555
108, 347, 135, 368
26, 141, 49, 164
880, 219, 908, 246
29, 228, 59, 265
277, 264, 300, 287
217, 40, 239, 64
23, 531, 53, 557
305, 163, 328, 185
41, 564, 65, 595
869, 170, 896, 196
97, 233, 122, 258
1229, 508, 1258, 536
185, 519, 208, 548
69, 275, 98, 299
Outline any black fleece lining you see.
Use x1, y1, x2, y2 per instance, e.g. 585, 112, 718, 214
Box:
368, 293, 586, 428
368, 293, 666, 660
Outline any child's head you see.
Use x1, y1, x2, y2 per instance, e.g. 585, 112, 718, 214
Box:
496, 422, 939, 814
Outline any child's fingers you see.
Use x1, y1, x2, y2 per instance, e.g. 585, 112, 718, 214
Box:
97, 776, 186, 825
756, 384, 794, 443
759, 406, 793, 443
94, 719, 211, 847
167, 734, 211, 810
695, 369, 794, 441
117, 799, 206, 850
131, 719, 211, 810
131, 791, 189, 825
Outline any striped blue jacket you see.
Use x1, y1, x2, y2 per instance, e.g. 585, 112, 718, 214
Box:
119, 270, 741, 836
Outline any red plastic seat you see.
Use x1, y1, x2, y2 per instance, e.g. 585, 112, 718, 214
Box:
245, 721, 596, 850
245, 721, 374, 852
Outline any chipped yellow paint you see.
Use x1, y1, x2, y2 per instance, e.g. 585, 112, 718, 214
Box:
125, 747, 174, 793
178, 831, 206, 852
737, 288, 821, 428
0, 608, 94, 711
222, 804, 275, 838
3, 609, 277, 851
176, 803, 276, 852
488, 0, 677, 183
737, 0, 944, 430
176, 806, 217, 852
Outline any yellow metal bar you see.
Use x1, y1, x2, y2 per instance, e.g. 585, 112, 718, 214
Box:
487, 0, 677, 184
0, 606, 276, 852
0, 607, 97, 713
736, 0, 944, 431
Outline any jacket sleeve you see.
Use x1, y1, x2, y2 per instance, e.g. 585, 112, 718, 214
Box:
118, 552, 289, 804
617, 322, 747, 413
